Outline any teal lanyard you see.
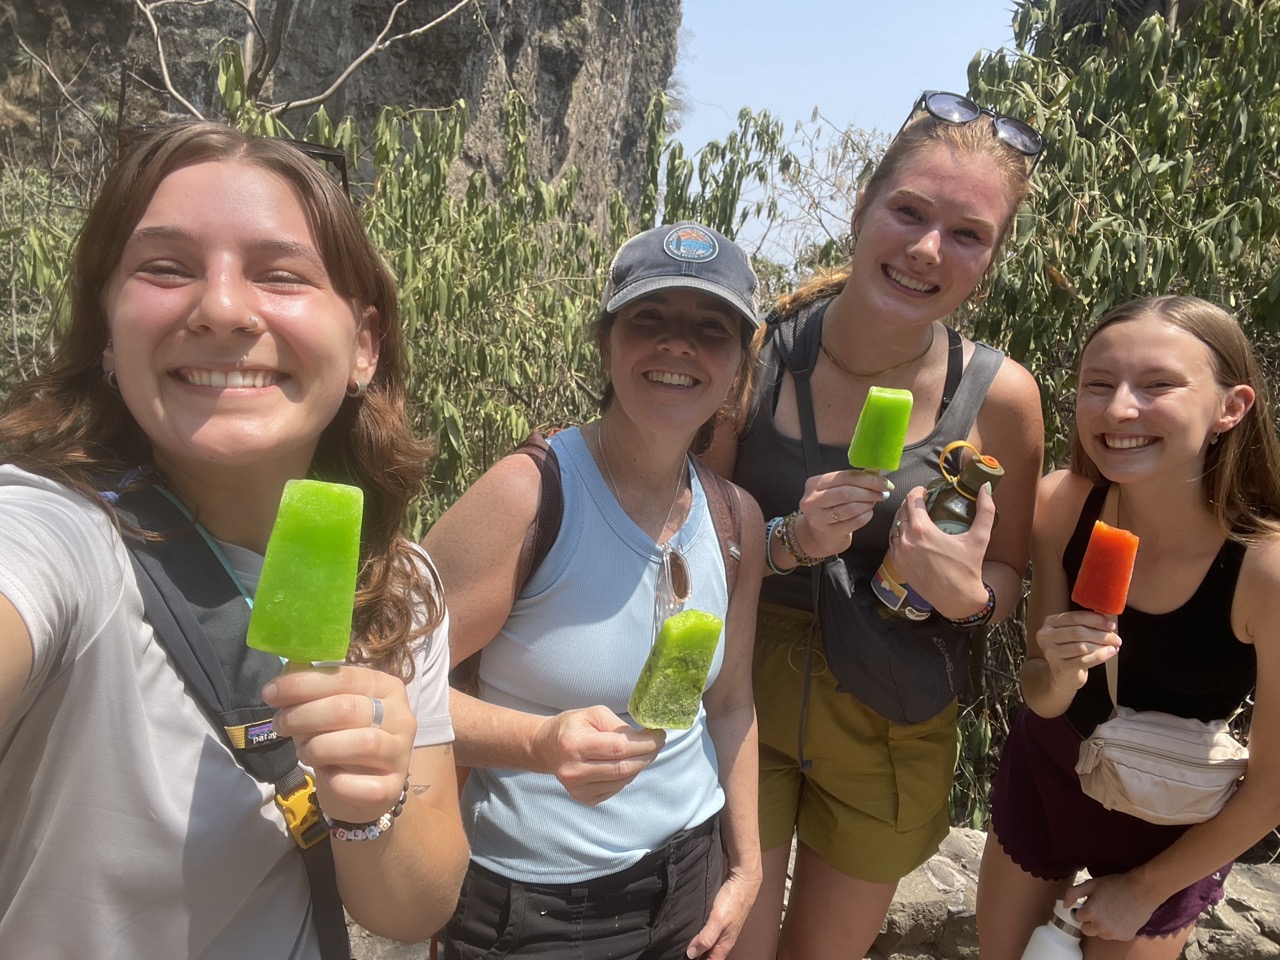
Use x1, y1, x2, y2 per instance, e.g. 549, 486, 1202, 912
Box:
154, 486, 254, 611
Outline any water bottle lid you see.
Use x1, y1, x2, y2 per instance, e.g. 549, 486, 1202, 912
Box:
1049, 900, 1083, 939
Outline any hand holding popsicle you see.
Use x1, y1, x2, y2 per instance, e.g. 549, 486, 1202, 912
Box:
532, 705, 666, 806
265, 663, 416, 825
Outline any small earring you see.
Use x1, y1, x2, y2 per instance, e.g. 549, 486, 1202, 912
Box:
1210, 432, 1220, 445
346, 380, 367, 399
104, 369, 119, 393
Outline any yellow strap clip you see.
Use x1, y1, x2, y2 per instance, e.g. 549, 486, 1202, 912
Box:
276, 773, 328, 849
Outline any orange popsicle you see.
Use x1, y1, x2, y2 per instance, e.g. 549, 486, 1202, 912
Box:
1071, 520, 1139, 615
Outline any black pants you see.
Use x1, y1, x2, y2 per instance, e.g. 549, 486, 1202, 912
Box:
443, 817, 723, 960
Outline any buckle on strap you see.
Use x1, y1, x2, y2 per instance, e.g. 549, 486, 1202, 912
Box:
276, 772, 328, 849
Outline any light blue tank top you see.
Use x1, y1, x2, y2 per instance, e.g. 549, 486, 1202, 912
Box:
461, 426, 728, 882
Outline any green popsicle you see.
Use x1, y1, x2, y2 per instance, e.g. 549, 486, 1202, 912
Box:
629, 609, 724, 730
847, 386, 913, 471
247, 478, 364, 663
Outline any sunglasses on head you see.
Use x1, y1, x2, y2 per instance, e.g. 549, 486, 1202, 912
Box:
900, 91, 1044, 172
115, 123, 352, 196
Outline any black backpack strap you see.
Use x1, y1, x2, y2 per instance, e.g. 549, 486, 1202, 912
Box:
114, 485, 352, 960
768, 302, 829, 772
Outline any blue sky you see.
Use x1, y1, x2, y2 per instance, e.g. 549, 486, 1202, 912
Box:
674, 1, 1020, 147
670, 1, 1022, 252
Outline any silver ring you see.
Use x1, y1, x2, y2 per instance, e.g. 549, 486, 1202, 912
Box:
247, 314, 261, 331
369, 697, 384, 728
831, 509, 841, 524
892, 519, 903, 540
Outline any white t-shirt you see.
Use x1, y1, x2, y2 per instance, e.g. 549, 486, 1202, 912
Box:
0, 466, 453, 960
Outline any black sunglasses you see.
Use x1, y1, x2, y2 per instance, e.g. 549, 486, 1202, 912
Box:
115, 123, 351, 196
900, 91, 1044, 172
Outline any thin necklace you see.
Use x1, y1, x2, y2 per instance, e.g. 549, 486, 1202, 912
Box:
821, 323, 936, 379
596, 422, 686, 545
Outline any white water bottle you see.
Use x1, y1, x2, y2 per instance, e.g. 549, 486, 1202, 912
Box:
1019, 900, 1083, 960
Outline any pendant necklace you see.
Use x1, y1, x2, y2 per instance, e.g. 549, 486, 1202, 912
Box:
821, 323, 936, 379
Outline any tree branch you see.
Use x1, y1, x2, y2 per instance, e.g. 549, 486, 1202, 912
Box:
14, 34, 101, 132
266, 0, 476, 116
134, 0, 206, 119
248, 0, 294, 100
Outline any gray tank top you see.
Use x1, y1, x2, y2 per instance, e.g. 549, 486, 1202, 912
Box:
736, 298, 1004, 612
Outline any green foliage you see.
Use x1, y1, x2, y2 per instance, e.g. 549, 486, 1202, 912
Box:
949, 0, 1280, 829
964, 0, 1280, 464
0, 164, 82, 395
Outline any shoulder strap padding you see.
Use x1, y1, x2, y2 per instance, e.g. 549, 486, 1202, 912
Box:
113, 485, 351, 960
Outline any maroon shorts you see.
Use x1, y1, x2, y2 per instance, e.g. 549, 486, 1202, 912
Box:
990, 708, 1231, 937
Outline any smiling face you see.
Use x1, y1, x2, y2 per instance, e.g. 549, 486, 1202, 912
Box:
849, 144, 1014, 326
602, 288, 747, 435
101, 160, 378, 485
1075, 314, 1251, 485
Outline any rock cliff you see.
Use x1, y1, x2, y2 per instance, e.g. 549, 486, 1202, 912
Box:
0, 0, 679, 217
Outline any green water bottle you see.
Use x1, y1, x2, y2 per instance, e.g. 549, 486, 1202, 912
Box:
872, 441, 1004, 620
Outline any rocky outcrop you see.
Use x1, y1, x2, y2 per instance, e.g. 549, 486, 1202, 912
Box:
870, 828, 1280, 960
0, 0, 679, 219
347, 828, 1280, 958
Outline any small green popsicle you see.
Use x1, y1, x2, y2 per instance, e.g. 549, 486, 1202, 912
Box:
247, 478, 364, 662
847, 386, 913, 472
629, 610, 724, 730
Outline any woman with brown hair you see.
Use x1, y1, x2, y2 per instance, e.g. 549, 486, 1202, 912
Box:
978, 296, 1280, 957
0, 122, 467, 958
426, 222, 765, 960
707, 92, 1046, 958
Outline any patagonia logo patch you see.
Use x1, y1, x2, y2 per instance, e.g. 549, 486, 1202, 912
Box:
225, 720, 280, 750
664, 224, 718, 262
246, 720, 278, 747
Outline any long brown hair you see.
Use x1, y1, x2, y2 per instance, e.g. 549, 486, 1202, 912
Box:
1068, 296, 1280, 542
0, 121, 439, 677
776, 109, 1035, 319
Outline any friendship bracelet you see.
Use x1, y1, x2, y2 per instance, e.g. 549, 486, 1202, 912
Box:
779, 512, 825, 567
765, 516, 795, 576
323, 777, 410, 842
946, 582, 996, 628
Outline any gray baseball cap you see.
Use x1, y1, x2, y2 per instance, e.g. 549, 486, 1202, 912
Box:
602, 221, 760, 327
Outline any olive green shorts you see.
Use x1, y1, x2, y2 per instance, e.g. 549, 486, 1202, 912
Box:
753, 601, 957, 883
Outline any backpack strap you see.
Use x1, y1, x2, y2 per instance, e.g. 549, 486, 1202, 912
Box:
765, 301, 828, 772
509, 432, 742, 600
513, 432, 563, 596
691, 455, 742, 599
112, 485, 352, 960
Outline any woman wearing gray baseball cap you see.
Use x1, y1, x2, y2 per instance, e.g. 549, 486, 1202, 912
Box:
426, 221, 767, 959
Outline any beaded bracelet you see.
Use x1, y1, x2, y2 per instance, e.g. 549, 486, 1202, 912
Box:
765, 516, 795, 576
323, 777, 410, 842
946, 582, 996, 628
779, 512, 825, 567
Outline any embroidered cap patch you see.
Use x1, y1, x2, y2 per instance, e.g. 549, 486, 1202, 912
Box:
663, 224, 719, 262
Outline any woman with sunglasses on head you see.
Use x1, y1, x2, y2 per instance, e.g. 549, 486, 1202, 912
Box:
423, 222, 765, 960
977, 296, 1280, 958
703, 92, 1046, 959
0, 122, 468, 958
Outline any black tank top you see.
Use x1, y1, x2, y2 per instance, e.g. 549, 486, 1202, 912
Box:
735, 299, 1003, 612
1063, 483, 1256, 737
